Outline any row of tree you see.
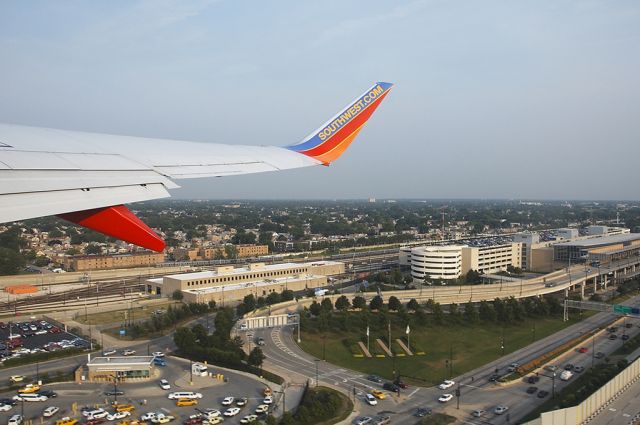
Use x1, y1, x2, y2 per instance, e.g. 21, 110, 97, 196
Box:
302, 295, 564, 334
124, 302, 215, 338
236, 290, 295, 315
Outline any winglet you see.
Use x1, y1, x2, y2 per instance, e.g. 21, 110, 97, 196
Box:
58, 205, 165, 252
288, 82, 393, 164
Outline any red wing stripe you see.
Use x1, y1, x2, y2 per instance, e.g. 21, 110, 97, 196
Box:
58, 205, 165, 252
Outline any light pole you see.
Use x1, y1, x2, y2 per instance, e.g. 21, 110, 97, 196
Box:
315, 359, 320, 387
531, 322, 536, 343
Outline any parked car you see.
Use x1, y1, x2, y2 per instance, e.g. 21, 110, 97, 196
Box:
595, 352, 606, 359
527, 376, 540, 384
574, 366, 585, 373
414, 408, 432, 417
526, 386, 538, 394
382, 382, 399, 392
537, 390, 549, 398
43, 407, 60, 417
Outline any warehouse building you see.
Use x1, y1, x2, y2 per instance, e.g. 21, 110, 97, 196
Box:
147, 260, 344, 304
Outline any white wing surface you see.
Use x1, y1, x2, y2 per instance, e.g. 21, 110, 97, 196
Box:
0, 82, 393, 250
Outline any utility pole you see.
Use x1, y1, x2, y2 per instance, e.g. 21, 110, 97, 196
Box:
315, 359, 320, 387
455, 382, 461, 410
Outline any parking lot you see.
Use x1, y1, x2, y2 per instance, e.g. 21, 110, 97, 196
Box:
0, 320, 89, 364
0, 358, 277, 425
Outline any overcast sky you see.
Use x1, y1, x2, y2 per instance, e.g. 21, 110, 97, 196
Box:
1, 1, 639, 200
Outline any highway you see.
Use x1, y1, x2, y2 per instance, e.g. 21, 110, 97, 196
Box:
252, 296, 640, 424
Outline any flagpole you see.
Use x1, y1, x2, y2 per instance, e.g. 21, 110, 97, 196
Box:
366, 325, 370, 353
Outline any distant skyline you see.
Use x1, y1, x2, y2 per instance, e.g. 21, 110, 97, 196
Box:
1, 1, 639, 200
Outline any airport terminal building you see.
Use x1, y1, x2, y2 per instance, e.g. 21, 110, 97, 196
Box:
147, 261, 344, 304
553, 233, 640, 264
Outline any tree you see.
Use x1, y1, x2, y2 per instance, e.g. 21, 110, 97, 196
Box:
266, 292, 281, 305
248, 347, 266, 368
309, 301, 321, 316
335, 295, 350, 311
407, 298, 420, 312
352, 296, 366, 309
321, 298, 333, 312
432, 302, 444, 324
478, 300, 497, 322
84, 244, 102, 255
463, 302, 479, 323
243, 294, 256, 312
388, 296, 401, 311
281, 289, 294, 301
172, 290, 184, 301
0, 247, 25, 275
465, 269, 481, 284
224, 244, 237, 259
369, 295, 384, 310
449, 303, 462, 322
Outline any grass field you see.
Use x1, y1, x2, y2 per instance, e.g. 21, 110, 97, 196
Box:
76, 301, 176, 325
298, 315, 588, 385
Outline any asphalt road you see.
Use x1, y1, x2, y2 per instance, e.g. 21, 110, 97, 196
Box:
257, 298, 640, 424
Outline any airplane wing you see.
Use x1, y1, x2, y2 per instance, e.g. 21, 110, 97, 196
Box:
0, 82, 393, 251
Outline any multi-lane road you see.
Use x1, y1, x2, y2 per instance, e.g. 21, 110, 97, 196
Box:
252, 298, 640, 424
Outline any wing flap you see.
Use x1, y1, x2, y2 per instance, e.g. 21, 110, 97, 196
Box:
0, 183, 170, 223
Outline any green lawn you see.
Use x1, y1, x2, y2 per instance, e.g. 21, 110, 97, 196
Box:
298, 316, 588, 385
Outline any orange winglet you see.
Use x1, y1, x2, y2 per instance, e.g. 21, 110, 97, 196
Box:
58, 205, 165, 252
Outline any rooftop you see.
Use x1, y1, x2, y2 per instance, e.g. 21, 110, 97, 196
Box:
183, 274, 322, 295
555, 233, 640, 248
88, 356, 154, 366
166, 260, 341, 281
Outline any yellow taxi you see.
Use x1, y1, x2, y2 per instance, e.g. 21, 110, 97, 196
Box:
176, 398, 198, 407
115, 404, 136, 412
56, 418, 78, 425
371, 390, 386, 400
19, 384, 40, 393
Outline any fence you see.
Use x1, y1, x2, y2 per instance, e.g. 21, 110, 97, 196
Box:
523, 355, 640, 425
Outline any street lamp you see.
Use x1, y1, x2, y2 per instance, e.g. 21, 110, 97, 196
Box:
315, 359, 320, 387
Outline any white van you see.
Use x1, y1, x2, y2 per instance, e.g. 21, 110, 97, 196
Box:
167, 392, 202, 400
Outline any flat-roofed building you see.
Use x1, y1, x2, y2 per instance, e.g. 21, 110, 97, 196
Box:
461, 243, 523, 275
554, 233, 640, 264
147, 260, 344, 303
64, 252, 165, 272
80, 356, 155, 382
236, 244, 269, 258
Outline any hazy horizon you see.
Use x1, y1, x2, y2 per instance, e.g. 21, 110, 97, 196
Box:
2, 1, 639, 201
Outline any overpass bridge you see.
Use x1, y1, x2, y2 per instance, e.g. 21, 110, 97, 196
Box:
245, 256, 640, 317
